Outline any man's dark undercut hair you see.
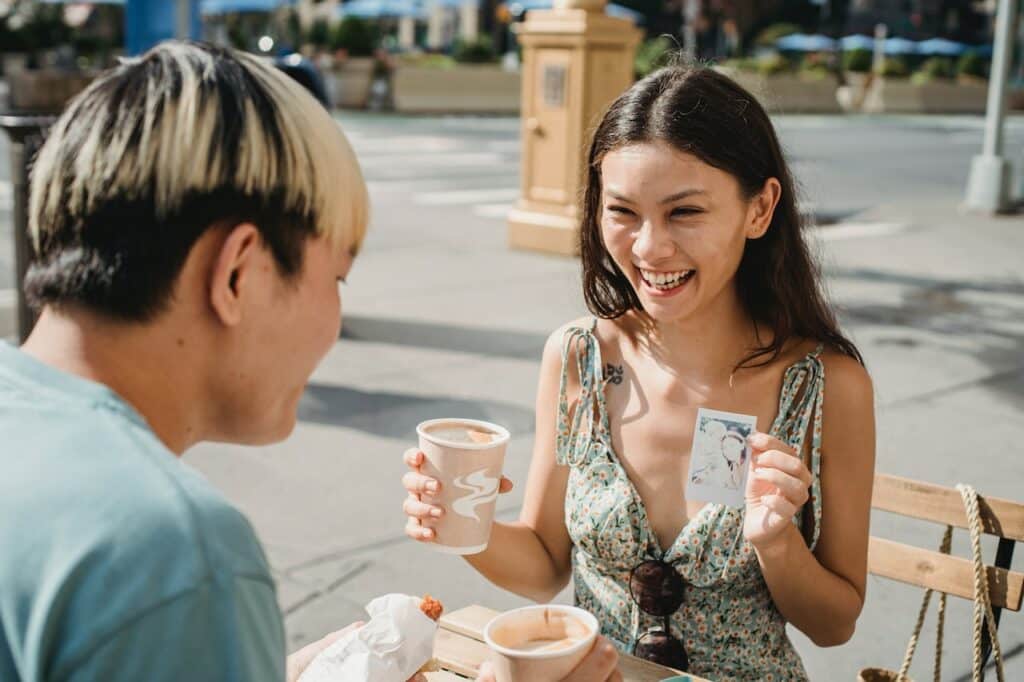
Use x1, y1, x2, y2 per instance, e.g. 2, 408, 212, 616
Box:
26, 41, 367, 321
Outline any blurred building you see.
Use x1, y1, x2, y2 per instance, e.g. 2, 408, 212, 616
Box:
844, 0, 992, 42
658, 0, 995, 59
296, 0, 343, 28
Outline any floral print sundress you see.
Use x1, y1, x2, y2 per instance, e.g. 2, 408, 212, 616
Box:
556, 320, 825, 681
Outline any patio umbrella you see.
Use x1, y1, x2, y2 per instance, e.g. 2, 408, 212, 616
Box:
884, 37, 918, 55
839, 34, 875, 51
200, 0, 292, 14
775, 33, 836, 52
917, 38, 968, 56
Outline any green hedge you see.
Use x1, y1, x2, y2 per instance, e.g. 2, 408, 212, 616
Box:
758, 53, 792, 76
635, 37, 675, 79
880, 56, 908, 78
307, 19, 331, 48
916, 56, 954, 81
957, 52, 988, 79
842, 48, 872, 73
332, 17, 378, 57
754, 23, 801, 48
453, 36, 497, 64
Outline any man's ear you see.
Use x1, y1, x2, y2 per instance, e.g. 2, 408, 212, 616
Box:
746, 177, 782, 240
209, 223, 260, 327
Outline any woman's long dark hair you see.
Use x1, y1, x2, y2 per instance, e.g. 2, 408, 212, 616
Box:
580, 64, 863, 368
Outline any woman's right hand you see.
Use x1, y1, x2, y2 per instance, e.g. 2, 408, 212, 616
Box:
402, 448, 514, 542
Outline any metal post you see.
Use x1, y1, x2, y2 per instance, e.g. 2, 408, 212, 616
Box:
176, 0, 191, 40
965, 0, 1019, 213
0, 115, 57, 343
683, 0, 699, 61
872, 23, 887, 75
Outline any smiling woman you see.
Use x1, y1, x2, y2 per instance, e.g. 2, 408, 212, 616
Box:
580, 67, 861, 371
402, 62, 877, 682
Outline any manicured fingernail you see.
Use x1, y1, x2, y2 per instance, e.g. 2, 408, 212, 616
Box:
426, 481, 439, 493
430, 507, 444, 518
423, 529, 434, 539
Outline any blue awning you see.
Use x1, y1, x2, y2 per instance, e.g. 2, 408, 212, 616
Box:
775, 33, 836, 52
917, 38, 969, 56
426, 0, 481, 7
839, 35, 875, 51
200, 0, 292, 15
884, 37, 918, 55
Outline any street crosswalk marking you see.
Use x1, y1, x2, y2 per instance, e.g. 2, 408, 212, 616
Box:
811, 221, 909, 241
347, 135, 464, 154
474, 203, 515, 219
414, 188, 519, 206
357, 151, 506, 169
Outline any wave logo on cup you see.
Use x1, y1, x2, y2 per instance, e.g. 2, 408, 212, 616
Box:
452, 470, 501, 521
417, 418, 510, 555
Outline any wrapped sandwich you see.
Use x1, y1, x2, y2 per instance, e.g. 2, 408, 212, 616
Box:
298, 594, 443, 682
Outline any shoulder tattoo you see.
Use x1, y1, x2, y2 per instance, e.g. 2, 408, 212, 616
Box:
605, 363, 625, 385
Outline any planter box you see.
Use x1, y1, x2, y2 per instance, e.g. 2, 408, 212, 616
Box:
392, 64, 521, 114
859, 77, 988, 114
915, 79, 988, 114
331, 57, 375, 110
1, 53, 28, 76
722, 70, 841, 114
8, 69, 95, 112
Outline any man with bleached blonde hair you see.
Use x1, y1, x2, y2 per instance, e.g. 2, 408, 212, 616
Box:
0, 42, 371, 681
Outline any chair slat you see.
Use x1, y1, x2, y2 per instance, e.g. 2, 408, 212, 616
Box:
434, 627, 489, 678
439, 604, 495, 641
873, 474, 1024, 542
424, 671, 468, 681
868, 537, 1024, 611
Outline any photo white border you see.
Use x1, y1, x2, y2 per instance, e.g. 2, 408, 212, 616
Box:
685, 408, 758, 509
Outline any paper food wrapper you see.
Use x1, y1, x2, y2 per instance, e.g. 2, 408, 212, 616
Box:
298, 593, 438, 682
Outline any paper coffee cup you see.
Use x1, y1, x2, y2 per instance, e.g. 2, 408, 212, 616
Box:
484, 605, 599, 682
417, 418, 510, 555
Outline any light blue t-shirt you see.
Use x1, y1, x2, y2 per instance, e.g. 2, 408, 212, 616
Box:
0, 342, 286, 681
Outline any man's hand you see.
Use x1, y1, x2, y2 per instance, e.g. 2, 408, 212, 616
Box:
285, 621, 429, 682
285, 623, 364, 682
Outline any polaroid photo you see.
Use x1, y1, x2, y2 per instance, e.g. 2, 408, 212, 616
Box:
685, 408, 758, 509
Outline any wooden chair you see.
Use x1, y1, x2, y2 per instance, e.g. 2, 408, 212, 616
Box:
869, 474, 1024, 669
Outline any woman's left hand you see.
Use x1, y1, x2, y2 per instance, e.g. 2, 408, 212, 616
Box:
743, 432, 812, 550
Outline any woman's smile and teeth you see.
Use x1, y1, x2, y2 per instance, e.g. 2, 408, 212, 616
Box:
637, 267, 696, 296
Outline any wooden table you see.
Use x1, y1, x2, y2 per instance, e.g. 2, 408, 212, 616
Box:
427, 605, 709, 681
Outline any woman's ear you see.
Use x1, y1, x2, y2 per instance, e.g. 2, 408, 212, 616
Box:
208, 223, 260, 327
746, 177, 782, 240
